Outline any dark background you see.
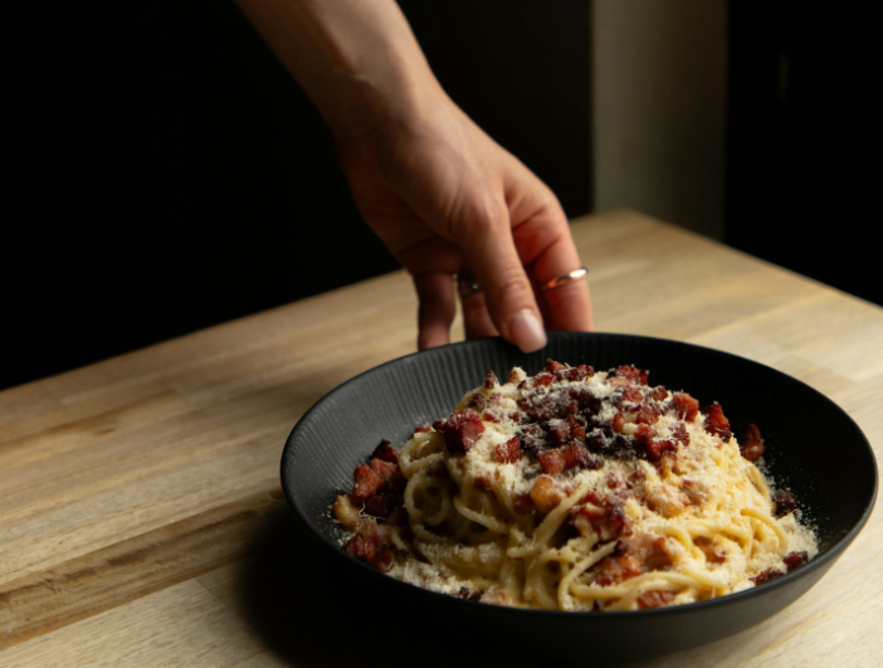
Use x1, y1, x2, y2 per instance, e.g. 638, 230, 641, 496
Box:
725, 4, 879, 307
2, 1, 879, 392
2, 1, 592, 390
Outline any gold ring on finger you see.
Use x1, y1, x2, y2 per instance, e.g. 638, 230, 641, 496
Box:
540, 266, 589, 292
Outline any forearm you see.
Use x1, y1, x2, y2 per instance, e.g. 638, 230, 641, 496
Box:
231, 0, 443, 140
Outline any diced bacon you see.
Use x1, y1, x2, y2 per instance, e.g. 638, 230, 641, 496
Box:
493, 436, 522, 464
484, 370, 499, 388
645, 437, 678, 461
547, 413, 585, 444
633, 424, 656, 446
584, 430, 608, 452
371, 438, 399, 463
375, 548, 396, 573
545, 359, 568, 373
437, 409, 485, 454
783, 551, 808, 570
472, 474, 492, 491
561, 443, 598, 471
568, 414, 587, 442
570, 386, 600, 410
620, 535, 672, 570
549, 362, 595, 383
756, 551, 810, 583
773, 489, 798, 517
669, 422, 690, 446
516, 394, 560, 422
571, 504, 602, 537
485, 392, 503, 407
602, 501, 632, 540
350, 464, 384, 502
369, 457, 398, 484
363, 494, 389, 518
635, 403, 660, 425
482, 408, 503, 423
513, 492, 537, 515
702, 402, 732, 441
571, 496, 633, 541
619, 386, 644, 407
636, 590, 676, 609
751, 567, 784, 586
530, 476, 566, 514
537, 449, 566, 475
695, 536, 727, 563
580, 488, 605, 506
344, 533, 377, 565
592, 555, 642, 586
613, 365, 649, 385
549, 419, 572, 445
671, 392, 699, 421
456, 587, 483, 601
519, 423, 545, 451
649, 386, 668, 402
611, 412, 626, 433
466, 392, 487, 410
740, 423, 765, 461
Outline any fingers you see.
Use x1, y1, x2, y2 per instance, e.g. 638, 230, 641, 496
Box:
413, 272, 456, 349
414, 270, 498, 348
457, 213, 548, 353
409, 201, 592, 352
401, 229, 539, 352
511, 200, 594, 333
540, 279, 594, 332
459, 290, 499, 340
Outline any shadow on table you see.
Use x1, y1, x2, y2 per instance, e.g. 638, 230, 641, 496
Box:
235, 507, 549, 668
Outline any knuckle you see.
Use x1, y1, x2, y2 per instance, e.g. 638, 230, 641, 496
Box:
449, 194, 510, 242
485, 266, 532, 309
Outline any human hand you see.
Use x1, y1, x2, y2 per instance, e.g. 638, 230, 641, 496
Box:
334, 91, 594, 352
230, 0, 593, 350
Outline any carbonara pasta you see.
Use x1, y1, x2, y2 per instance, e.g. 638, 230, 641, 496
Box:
333, 360, 817, 611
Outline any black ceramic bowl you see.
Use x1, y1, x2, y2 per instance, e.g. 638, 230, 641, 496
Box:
281, 333, 876, 663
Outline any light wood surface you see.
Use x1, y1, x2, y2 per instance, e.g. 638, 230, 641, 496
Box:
1, 210, 880, 667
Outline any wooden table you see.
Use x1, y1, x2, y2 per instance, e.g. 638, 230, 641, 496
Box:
2, 210, 880, 667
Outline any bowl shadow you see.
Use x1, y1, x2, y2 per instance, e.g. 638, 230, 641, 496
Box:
234, 507, 553, 668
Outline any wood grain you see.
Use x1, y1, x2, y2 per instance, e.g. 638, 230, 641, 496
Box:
1, 210, 880, 667
0, 490, 286, 650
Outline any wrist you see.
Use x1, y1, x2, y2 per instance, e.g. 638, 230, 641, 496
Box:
321, 51, 446, 147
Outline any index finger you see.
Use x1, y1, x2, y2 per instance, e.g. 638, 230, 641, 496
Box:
453, 203, 548, 353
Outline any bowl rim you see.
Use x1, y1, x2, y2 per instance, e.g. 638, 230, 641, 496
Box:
281, 331, 879, 618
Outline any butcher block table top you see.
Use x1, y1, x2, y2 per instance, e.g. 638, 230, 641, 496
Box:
1, 209, 880, 667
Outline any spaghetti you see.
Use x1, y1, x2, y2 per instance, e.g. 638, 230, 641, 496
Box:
333, 360, 817, 611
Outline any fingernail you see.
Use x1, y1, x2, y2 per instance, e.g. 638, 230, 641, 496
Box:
507, 309, 547, 353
